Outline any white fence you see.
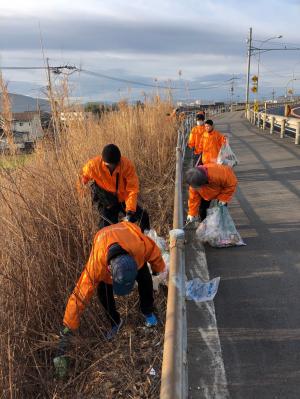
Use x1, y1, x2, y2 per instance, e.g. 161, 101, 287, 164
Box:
246, 109, 300, 145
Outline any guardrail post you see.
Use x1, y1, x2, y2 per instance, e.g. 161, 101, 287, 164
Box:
246, 108, 250, 120
295, 121, 300, 145
262, 113, 266, 130
280, 119, 286, 138
257, 112, 261, 129
270, 116, 275, 135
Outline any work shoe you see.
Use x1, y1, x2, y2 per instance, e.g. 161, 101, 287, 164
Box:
144, 313, 158, 327
106, 318, 124, 341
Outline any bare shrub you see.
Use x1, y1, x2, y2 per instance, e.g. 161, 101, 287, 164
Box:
0, 85, 176, 398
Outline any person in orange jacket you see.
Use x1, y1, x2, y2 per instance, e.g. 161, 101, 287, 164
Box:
186, 163, 237, 221
54, 221, 165, 371
197, 119, 226, 165
80, 144, 150, 232
188, 114, 205, 164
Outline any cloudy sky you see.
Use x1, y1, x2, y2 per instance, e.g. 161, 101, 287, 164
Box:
1, 0, 300, 103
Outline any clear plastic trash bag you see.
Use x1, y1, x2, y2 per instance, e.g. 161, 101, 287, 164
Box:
196, 206, 246, 248
217, 140, 238, 167
146, 229, 169, 288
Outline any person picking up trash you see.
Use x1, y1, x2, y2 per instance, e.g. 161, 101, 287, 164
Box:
196, 119, 227, 165
79, 144, 150, 231
188, 114, 205, 164
54, 221, 165, 375
186, 163, 237, 222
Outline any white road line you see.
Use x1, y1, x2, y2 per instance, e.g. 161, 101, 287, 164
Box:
188, 239, 229, 399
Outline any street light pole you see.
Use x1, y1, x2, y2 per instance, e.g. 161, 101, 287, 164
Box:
256, 35, 282, 94
245, 27, 252, 108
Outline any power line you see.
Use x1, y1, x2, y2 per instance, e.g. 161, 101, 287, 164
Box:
1, 64, 234, 92
79, 68, 231, 91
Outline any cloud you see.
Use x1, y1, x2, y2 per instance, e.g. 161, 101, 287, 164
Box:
1, 0, 300, 102
0, 15, 246, 58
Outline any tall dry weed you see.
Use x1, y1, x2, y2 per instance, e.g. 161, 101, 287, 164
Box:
0, 82, 177, 398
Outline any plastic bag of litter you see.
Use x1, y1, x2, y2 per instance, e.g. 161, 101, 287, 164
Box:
186, 277, 220, 302
146, 229, 169, 289
196, 206, 245, 248
217, 140, 238, 167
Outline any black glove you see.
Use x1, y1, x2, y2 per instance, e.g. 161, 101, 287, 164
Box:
125, 211, 136, 223
57, 326, 73, 357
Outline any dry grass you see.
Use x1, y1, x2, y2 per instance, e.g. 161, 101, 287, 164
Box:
0, 86, 177, 398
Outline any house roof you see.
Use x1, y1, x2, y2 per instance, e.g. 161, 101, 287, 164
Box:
12, 111, 40, 122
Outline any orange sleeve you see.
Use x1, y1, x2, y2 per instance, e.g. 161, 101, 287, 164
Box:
220, 134, 227, 147
216, 169, 237, 203
144, 236, 165, 273
63, 241, 105, 331
124, 162, 139, 212
81, 159, 95, 183
188, 128, 195, 149
188, 186, 201, 216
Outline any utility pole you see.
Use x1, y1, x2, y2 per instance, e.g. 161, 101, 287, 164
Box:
46, 58, 59, 148
271, 88, 276, 102
245, 27, 252, 109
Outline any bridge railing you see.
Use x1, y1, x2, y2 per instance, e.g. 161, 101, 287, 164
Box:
160, 115, 193, 399
246, 109, 300, 145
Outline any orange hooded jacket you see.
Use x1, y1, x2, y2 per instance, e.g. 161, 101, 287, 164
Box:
188, 125, 205, 154
63, 221, 165, 330
198, 130, 226, 164
81, 156, 139, 212
188, 163, 237, 216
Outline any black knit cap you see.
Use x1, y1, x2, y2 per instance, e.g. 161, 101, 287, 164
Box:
186, 167, 208, 188
196, 114, 205, 121
205, 119, 214, 126
102, 144, 121, 164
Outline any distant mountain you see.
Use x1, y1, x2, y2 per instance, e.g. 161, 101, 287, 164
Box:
0, 93, 50, 113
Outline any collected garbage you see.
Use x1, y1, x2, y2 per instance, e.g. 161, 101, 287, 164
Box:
217, 140, 238, 168
196, 205, 246, 248
185, 277, 220, 302
146, 229, 169, 288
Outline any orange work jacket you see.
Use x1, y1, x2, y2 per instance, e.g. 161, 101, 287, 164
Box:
198, 130, 226, 164
188, 125, 205, 154
188, 163, 237, 216
81, 156, 139, 212
63, 222, 165, 330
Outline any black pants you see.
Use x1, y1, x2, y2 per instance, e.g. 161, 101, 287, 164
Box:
97, 263, 154, 326
193, 153, 202, 166
91, 182, 150, 232
200, 198, 211, 221
100, 202, 150, 232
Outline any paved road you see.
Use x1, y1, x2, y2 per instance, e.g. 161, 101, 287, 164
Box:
186, 111, 300, 398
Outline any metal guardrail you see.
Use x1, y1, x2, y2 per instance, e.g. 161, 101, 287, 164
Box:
160, 116, 192, 399
246, 109, 300, 145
